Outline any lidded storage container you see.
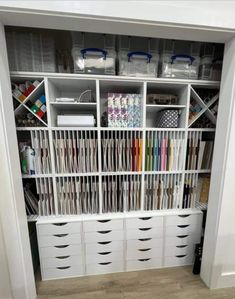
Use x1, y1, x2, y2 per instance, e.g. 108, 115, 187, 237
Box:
118, 36, 159, 77
71, 32, 116, 75
160, 40, 200, 79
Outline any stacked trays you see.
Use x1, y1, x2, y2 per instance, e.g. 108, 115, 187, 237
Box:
84, 219, 124, 275
164, 214, 202, 267
37, 221, 83, 280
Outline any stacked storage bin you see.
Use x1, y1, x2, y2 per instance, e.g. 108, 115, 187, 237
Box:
159, 40, 201, 79
71, 32, 116, 75
118, 36, 159, 77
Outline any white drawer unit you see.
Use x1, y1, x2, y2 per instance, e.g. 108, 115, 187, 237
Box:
84, 230, 124, 243
38, 233, 82, 247
42, 266, 83, 280
165, 214, 203, 227
126, 227, 163, 240
165, 233, 201, 247
165, 244, 195, 257
126, 258, 162, 271
86, 240, 124, 254
126, 247, 163, 260
84, 219, 124, 232
165, 224, 201, 237
86, 261, 124, 275
164, 254, 194, 267
42, 255, 83, 269
126, 217, 163, 229
40, 244, 82, 259
86, 250, 124, 264
127, 238, 163, 251
37, 222, 81, 236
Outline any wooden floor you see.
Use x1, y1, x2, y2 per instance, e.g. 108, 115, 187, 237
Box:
36, 266, 235, 299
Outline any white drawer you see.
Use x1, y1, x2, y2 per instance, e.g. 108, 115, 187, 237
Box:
85, 230, 124, 243
126, 227, 163, 240
40, 244, 82, 258
38, 233, 81, 247
165, 224, 201, 237
37, 222, 81, 236
84, 219, 123, 232
86, 240, 124, 254
165, 245, 194, 257
126, 247, 163, 260
86, 261, 124, 275
42, 266, 83, 280
127, 238, 163, 251
86, 251, 124, 264
165, 214, 202, 227
165, 234, 200, 247
126, 258, 162, 271
164, 254, 194, 267
42, 255, 83, 269
126, 217, 163, 229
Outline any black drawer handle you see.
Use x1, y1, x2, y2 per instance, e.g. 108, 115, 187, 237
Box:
53, 234, 68, 237
55, 255, 70, 259
98, 241, 112, 245
97, 230, 111, 234
57, 266, 70, 270
138, 238, 152, 241
97, 220, 111, 223
176, 245, 187, 248
53, 223, 68, 226
177, 225, 189, 228
139, 217, 152, 221
55, 245, 69, 248
138, 258, 151, 262
99, 262, 112, 265
98, 252, 111, 255
178, 215, 190, 218
177, 235, 188, 239
138, 248, 151, 252
139, 228, 152, 231
176, 255, 187, 258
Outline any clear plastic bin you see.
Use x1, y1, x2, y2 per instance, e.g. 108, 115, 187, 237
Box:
71, 32, 116, 75
118, 36, 159, 77
160, 40, 200, 79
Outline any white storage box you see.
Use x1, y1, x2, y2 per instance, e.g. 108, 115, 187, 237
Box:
71, 32, 116, 75
118, 36, 159, 77
57, 115, 96, 127
160, 40, 200, 79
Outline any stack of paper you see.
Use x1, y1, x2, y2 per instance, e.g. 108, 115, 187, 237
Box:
35, 177, 54, 216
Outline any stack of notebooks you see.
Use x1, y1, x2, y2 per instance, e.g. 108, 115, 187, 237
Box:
53, 130, 98, 173
101, 131, 142, 172
145, 131, 184, 171
186, 132, 214, 170
102, 175, 141, 213
144, 174, 182, 210
107, 93, 142, 128
56, 176, 99, 215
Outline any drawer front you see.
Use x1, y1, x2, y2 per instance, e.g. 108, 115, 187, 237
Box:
42, 255, 83, 269
126, 247, 163, 260
84, 230, 124, 243
126, 227, 163, 240
165, 214, 202, 227
40, 244, 82, 258
86, 251, 124, 264
37, 222, 81, 236
42, 266, 83, 280
164, 255, 194, 267
86, 261, 124, 275
165, 245, 194, 257
86, 240, 124, 254
126, 258, 162, 271
165, 234, 200, 247
127, 238, 163, 251
38, 233, 82, 247
126, 217, 163, 229
84, 219, 123, 232
165, 224, 201, 237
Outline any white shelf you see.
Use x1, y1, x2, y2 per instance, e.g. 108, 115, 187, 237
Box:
55, 172, 99, 177
51, 127, 98, 131
16, 127, 48, 131
187, 128, 215, 132
145, 127, 185, 131
144, 170, 183, 175
100, 127, 143, 131
101, 171, 142, 176
50, 102, 96, 106
184, 170, 211, 174
22, 174, 53, 178
146, 104, 186, 113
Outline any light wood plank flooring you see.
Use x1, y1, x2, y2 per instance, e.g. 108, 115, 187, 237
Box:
36, 266, 235, 299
